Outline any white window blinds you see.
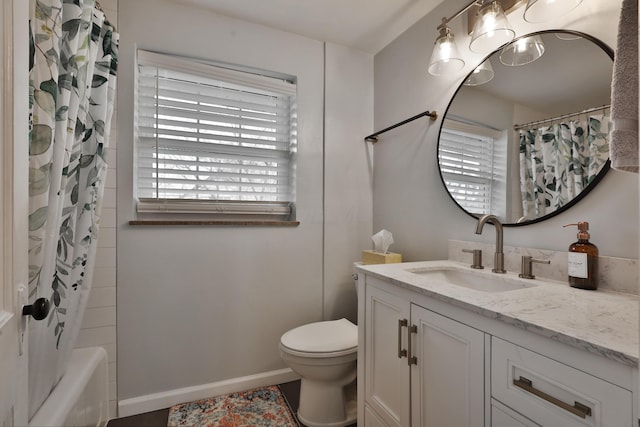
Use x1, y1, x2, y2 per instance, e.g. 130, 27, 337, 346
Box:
135, 50, 297, 217
439, 125, 496, 215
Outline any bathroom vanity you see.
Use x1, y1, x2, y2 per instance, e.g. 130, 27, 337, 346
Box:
355, 260, 638, 427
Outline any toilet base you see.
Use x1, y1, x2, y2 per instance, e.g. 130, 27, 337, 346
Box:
297, 380, 357, 427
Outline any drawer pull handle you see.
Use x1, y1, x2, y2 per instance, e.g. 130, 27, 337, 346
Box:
397, 319, 408, 358
408, 324, 417, 366
513, 376, 592, 419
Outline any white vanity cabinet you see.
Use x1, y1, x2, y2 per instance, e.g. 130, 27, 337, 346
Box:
357, 267, 638, 427
362, 277, 485, 427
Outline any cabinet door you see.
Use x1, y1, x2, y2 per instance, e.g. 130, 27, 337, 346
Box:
410, 304, 485, 427
364, 282, 411, 427
364, 404, 388, 427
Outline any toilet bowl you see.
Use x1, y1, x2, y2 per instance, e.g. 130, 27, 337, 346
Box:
279, 318, 358, 427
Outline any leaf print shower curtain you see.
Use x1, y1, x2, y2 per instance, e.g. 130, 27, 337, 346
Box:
519, 115, 610, 220
28, 0, 118, 418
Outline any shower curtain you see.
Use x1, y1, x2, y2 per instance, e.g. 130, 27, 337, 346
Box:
28, 0, 118, 418
519, 114, 610, 219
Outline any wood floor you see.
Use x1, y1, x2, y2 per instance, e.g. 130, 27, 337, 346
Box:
106, 380, 357, 427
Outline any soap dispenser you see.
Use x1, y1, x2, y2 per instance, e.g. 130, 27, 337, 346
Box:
563, 222, 598, 290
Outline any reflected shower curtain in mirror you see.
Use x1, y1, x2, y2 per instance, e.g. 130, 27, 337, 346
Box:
519, 115, 610, 219
28, 0, 118, 418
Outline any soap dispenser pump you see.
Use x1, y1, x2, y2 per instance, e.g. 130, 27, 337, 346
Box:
563, 222, 598, 290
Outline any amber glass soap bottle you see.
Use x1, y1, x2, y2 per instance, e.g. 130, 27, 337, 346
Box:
563, 222, 598, 290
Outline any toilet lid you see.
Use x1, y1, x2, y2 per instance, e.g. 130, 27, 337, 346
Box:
280, 318, 357, 353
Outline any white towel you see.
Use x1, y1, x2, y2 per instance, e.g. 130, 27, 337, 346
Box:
610, 0, 639, 173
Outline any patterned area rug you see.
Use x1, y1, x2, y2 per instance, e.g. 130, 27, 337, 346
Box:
167, 385, 299, 427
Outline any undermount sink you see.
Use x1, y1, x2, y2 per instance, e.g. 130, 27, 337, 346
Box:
407, 267, 538, 293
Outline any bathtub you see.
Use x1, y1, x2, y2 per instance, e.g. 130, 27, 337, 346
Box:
29, 347, 109, 427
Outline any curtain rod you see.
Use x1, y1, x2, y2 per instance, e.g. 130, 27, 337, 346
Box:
94, 1, 117, 30
445, 114, 502, 132
513, 104, 610, 131
364, 110, 438, 143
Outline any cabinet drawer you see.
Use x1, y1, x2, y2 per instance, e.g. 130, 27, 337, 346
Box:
492, 399, 540, 427
491, 337, 632, 427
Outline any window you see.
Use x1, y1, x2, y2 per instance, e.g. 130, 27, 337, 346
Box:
135, 50, 297, 220
439, 120, 505, 215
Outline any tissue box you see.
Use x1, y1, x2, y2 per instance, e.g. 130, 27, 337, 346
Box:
362, 250, 402, 265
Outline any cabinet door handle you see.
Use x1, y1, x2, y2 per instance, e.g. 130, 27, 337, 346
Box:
397, 319, 408, 358
408, 324, 417, 366
513, 376, 592, 419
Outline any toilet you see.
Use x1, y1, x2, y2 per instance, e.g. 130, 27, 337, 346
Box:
279, 318, 358, 427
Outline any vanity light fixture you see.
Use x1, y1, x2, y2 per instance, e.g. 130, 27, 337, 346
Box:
524, 0, 584, 23
428, 21, 466, 75
429, 0, 585, 77
469, 0, 516, 54
464, 59, 494, 86
428, 0, 516, 76
499, 35, 545, 66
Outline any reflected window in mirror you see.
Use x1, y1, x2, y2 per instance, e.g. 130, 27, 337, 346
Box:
437, 30, 613, 226
439, 119, 507, 217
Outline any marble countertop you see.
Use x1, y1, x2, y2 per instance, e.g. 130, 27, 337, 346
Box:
356, 260, 639, 366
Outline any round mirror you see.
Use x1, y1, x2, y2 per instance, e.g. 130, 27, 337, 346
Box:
438, 30, 613, 226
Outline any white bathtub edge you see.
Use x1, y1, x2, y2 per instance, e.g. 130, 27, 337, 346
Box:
117, 368, 299, 418
29, 346, 108, 427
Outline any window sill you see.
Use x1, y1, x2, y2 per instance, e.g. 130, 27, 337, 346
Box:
129, 220, 300, 227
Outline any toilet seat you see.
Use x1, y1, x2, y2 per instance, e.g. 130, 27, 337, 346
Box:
280, 318, 357, 358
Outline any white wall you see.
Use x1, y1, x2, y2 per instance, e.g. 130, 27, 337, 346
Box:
116, 0, 372, 408
373, 0, 637, 261
324, 44, 374, 320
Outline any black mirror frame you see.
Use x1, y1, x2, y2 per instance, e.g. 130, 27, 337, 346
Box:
437, 29, 613, 227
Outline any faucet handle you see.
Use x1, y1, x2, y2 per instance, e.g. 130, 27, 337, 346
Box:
462, 249, 484, 269
519, 255, 550, 279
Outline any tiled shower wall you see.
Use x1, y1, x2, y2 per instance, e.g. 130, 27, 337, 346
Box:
74, 0, 118, 418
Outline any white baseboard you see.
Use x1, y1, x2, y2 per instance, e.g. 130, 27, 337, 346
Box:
117, 368, 299, 418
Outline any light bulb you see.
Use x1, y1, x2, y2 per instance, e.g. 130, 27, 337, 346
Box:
469, 1, 515, 54
428, 25, 465, 76
500, 35, 545, 66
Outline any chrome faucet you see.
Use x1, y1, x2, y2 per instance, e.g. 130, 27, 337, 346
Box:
475, 214, 506, 274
